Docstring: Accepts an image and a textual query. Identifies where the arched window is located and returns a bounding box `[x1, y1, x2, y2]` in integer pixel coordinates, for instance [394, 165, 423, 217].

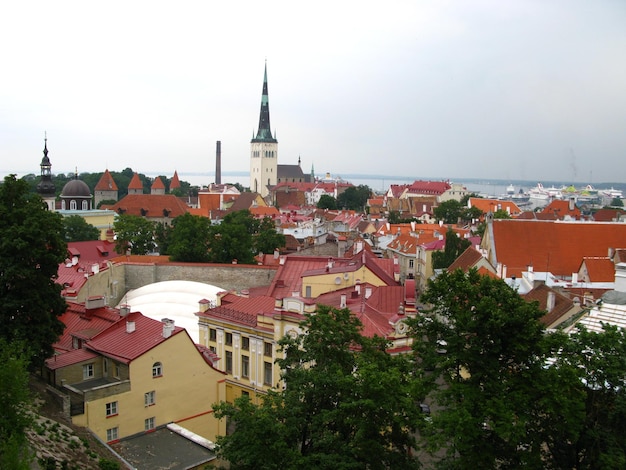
[152, 362, 162, 377]
[61, 200, 66, 210]
[82, 200, 89, 210]
[70, 200, 77, 210]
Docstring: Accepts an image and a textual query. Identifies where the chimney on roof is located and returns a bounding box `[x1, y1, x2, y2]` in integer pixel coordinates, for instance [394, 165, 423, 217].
[340, 294, 347, 308]
[609, 247, 615, 259]
[547, 291, 555, 312]
[569, 197, 575, 211]
[198, 298, 212, 313]
[365, 287, 372, 299]
[215, 141, 221, 185]
[162, 318, 175, 338]
[126, 320, 135, 333]
[572, 272, 578, 284]
[86, 295, 105, 310]
[119, 304, 130, 317]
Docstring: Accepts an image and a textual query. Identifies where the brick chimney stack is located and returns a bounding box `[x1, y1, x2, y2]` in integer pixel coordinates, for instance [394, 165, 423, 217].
[215, 141, 221, 185]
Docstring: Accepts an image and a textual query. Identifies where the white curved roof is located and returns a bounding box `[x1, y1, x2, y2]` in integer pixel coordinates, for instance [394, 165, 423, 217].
[116, 280, 222, 343]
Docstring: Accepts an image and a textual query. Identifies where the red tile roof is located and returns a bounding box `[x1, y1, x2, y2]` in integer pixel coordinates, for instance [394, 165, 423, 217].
[541, 199, 582, 220]
[53, 302, 125, 353]
[522, 284, 575, 327]
[86, 311, 185, 364]
[593, 209, 626, 222]
[45, 348, 100, 370]
[486, 220, 626, 278]
[448, 246, 485, 273]
[94, 169, 119, 191]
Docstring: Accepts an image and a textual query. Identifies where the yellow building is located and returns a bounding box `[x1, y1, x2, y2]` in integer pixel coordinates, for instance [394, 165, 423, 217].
[196, 294, 306, 403]
[45, 308, 226, 443]
[57, 208, 117, 240]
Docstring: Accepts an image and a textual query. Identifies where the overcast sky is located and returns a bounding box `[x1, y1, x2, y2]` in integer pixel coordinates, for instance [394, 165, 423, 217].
[1, 1, 625, 185]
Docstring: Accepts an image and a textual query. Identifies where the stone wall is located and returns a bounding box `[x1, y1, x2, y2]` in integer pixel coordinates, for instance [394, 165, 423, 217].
[82, 261, 278, 307]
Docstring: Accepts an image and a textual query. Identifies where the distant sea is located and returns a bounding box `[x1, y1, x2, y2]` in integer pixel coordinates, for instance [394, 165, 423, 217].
[148, 171, 626, 200]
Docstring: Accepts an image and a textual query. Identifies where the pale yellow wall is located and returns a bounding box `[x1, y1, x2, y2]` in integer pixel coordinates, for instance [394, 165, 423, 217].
[59, 210, 117, 240]
[197, 312, 303, 402]
[80, 331, 225, 442]
[302, 265, 387, 298]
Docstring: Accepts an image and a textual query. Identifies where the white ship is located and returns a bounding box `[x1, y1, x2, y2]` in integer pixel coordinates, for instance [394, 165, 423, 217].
[528, 183, 561, 201]
[600, 187, 623, 199]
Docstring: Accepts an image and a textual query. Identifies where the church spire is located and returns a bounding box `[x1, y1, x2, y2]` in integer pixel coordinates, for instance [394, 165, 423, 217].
[252, 61, 277, 143]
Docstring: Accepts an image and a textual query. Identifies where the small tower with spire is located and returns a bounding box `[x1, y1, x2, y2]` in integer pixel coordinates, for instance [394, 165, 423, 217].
[249, 61, 278, 198]
[36, 134, 56, 211]
[94, 169, 119, 206]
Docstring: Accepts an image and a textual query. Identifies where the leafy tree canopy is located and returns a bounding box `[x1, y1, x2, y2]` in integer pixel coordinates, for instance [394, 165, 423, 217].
[431, 227, 471, 269]
[207, 211, 285, 264]
[112, 214, 156, 255]
[433, 199, 463, 224]
[63, 215, 100, 242]
[0, 339, 33, 469]
[336, 185, 371, 211]
[316, 194, 337, 210]
[214, 305, 420, 469]
[0, 175, 67, 366]
[167, 213, 212, 262]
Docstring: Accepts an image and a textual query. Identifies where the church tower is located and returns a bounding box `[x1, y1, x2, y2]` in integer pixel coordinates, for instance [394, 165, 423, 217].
[249, 62, 278, 198]
[36, 135, 56, 211]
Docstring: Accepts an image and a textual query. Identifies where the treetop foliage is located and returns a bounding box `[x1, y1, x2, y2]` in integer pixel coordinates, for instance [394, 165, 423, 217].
[0, 175, 67, 367]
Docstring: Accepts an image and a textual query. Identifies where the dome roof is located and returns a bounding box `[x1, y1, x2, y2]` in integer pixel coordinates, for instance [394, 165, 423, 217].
[61, 179, 91, 198]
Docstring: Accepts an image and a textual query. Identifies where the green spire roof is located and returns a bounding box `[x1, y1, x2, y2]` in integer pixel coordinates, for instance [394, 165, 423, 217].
[252, 62, 277, 143]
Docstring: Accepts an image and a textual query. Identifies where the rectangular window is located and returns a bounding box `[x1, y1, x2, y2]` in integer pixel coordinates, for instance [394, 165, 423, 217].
[103, 359, 108, 375]
[264, 342, 272, 357]
[242, 355, 249, 378]
[209, 346, 216, 353]
[105, 401, 118, 417]
[409, 259, 414, 269]
[209, 328, 217, 342]
[264, 361, 272, 386]
[242, 390, 249, 397]
[114, 364, 120, 378]
[242, 337, 250, 350]
[106, 427, 118, 442]
[225, 351, 233, 374]
[145, 391, 156, 406]
[83, 363, 94, 380]
[145, 417, 155, 431]
[225, 332, 233, 346]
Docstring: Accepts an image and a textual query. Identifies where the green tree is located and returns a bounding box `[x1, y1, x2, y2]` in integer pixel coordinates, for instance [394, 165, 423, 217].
[208, 211, 285, 264]
[0, 175, 67, 366]
[492, 208, 512, 219]
[0, 339, 33, 469]
[433, 199, 463, 224]
[317, 194, 337, 210]
[409, 268, 550, 468]
[254, 216, 286, 256]
[63, 215, 100, 241]
[431, 227, 470, 269]
[112, 214, 156, 255]
[610, 197, 624, 207]
[336, 185, 371, 211]
[214, 305, 420, 469]
[546, 325, 626, 468]
[96, 199, 117, 209]
[167, 213, 212, 262]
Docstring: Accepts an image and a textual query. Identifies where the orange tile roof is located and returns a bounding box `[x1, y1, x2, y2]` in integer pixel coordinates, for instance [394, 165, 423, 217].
[522, 284, 575, 327]
[448, 246, 485, 273]
[111, 194, 189, 218]
[487, 220, 626, 278]
[151, 176, 166, 190]
[170, 171, 181, 190]
[541, 199, 582, 219]
[94, 169, 119, 191]
[581, 257, 615, 282]
[128, 173, 143, 190]
[468, 197, 521, 216]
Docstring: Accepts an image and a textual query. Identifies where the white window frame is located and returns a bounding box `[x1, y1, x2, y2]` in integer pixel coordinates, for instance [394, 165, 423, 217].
[106, 427, 118, 442]
[145, 390, 156, 407]
[145, 417, 155, 431]
[152, 362, 162, 378]
[83, 363, 94, 380]
[105, 401, 118, 417]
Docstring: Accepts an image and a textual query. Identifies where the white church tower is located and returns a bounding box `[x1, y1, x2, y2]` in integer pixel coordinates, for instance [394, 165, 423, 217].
[249, 62, 278, 198]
